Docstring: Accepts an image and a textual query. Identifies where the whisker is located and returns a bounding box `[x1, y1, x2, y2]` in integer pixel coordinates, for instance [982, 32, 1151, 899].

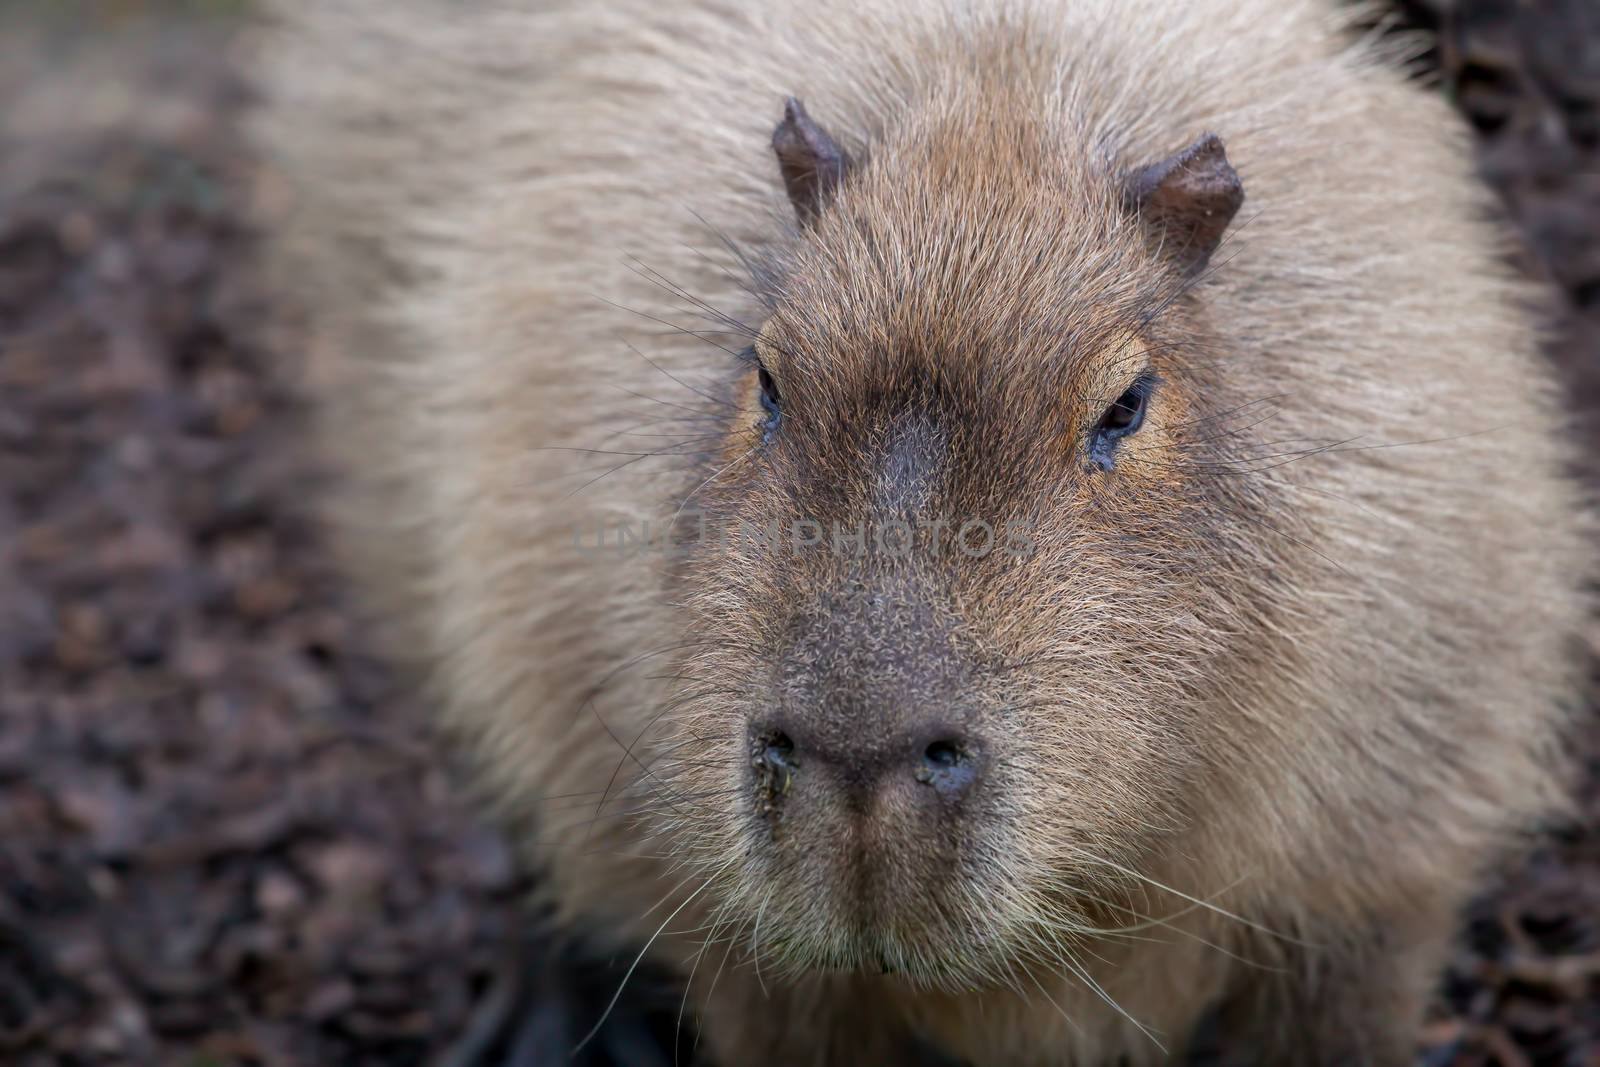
[572, 870, 723, 1056]
[1062, 848, 1307, 946]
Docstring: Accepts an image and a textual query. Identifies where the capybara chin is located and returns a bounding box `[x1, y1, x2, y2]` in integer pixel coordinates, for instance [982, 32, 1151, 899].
[255, 0, 1591, 1062]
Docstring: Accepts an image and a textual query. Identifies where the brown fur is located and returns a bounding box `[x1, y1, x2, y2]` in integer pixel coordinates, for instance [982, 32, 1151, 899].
[252, 0, 1591, 1063]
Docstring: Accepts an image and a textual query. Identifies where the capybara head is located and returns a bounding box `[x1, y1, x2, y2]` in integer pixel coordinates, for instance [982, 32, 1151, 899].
[658, 92, 1291, 990]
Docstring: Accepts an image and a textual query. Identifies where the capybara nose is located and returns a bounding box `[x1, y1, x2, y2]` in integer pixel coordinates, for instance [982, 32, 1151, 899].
[915, 735, 980, 799]
[752, 718, 982, 808]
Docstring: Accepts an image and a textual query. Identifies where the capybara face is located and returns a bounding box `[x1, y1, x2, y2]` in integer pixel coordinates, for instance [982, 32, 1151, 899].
[657, 101, 1288, 988]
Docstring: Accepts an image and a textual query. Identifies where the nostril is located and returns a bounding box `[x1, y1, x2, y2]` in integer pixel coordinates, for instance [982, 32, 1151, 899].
[916, 736, 978, 796]
[923, 739, 963, 769]
[754, 729, 798, 803]
[766, 731, 796, 765]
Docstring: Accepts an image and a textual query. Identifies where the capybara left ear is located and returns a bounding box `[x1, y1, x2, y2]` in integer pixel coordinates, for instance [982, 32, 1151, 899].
[1126, 132, 1244, 275]
[772, 96, 852, 224]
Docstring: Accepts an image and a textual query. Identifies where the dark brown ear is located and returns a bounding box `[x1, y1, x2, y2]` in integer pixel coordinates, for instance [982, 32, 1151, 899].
[772, 97, 851, 223]
[1127, 133, 1244, 275]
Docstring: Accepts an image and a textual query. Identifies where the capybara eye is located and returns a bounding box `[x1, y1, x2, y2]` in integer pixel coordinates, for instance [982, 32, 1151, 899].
[1099, 379, 1150, 436]
[757, 363, 781, 436]
[1089, 376, 1153, 470]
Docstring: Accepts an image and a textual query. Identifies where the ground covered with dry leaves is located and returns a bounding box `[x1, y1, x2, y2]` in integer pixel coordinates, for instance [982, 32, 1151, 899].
[0, 3, 1596, 1066]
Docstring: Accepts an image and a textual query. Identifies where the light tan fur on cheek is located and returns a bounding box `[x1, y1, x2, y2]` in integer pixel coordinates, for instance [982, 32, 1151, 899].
[1114, 380, 1187, 490]
[726, 368, 766, 458]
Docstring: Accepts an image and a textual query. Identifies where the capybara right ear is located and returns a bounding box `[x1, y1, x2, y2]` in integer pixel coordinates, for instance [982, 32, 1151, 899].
[1126, 132, 1244, 275]
[772, 97, 853, 224]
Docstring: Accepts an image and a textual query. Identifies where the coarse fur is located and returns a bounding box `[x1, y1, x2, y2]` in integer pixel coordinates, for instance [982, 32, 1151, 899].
[252, 0, 1592, 1063]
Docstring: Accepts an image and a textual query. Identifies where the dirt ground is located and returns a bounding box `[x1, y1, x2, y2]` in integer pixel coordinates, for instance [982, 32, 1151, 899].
[0, 3, 1596, 1066]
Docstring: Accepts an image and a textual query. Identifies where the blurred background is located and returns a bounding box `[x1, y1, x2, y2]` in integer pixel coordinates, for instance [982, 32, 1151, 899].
[0, 2, 1596, 1065]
